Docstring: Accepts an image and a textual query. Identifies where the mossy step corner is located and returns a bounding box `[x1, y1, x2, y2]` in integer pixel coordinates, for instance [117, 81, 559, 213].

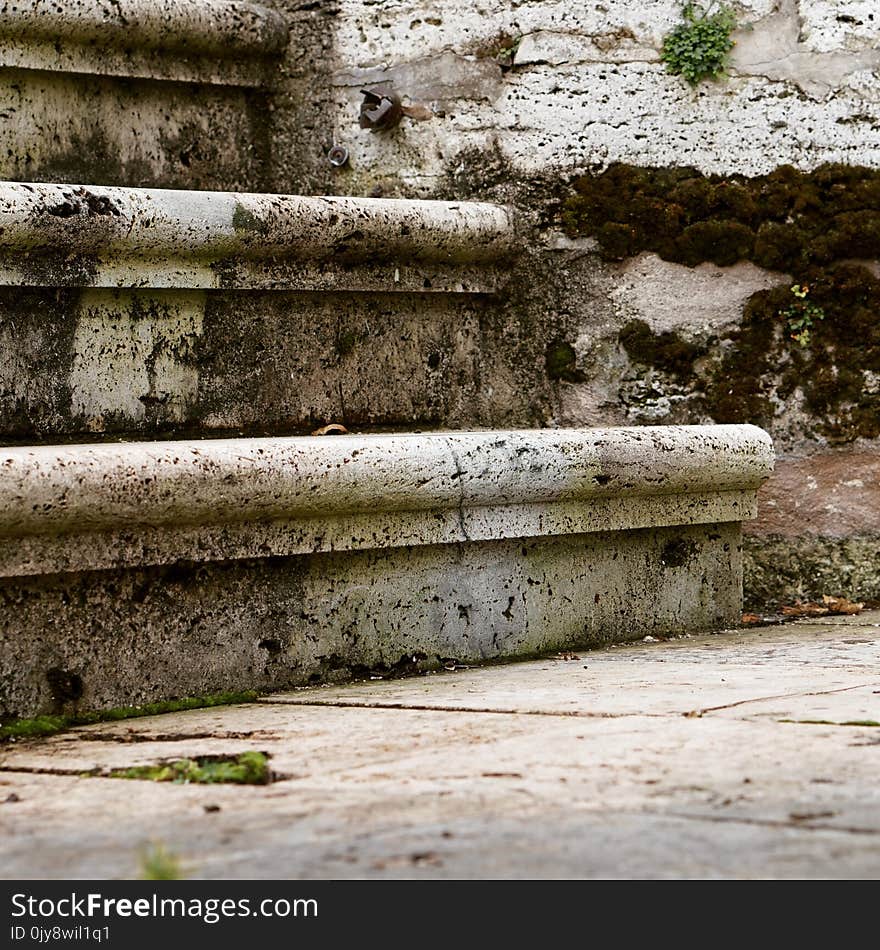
[0, 425, 774, 719]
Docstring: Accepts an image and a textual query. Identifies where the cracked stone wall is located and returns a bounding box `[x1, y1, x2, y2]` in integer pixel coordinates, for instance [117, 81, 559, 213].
[303, 0, 880, 194]
[280, 0, 880, 608]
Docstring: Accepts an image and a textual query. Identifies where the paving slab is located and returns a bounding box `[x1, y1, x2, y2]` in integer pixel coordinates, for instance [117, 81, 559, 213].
[1, 613, 879, 879]
[260, 620, 880, 718]
[792, 613, 880, 627]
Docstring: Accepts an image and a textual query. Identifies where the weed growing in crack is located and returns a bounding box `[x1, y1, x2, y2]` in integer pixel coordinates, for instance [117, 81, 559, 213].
[109, 751, 272, 785]
[780, 284, 826, 347]
[140, 843, 184, 880]
[661, 2, 737, 85]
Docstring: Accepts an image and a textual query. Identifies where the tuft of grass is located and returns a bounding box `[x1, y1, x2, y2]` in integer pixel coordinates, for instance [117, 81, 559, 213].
[0, 715, 69, 740]
[110, 751, 272, 786]
[0, 691, 260, 743]
[140, 843, 184, 880]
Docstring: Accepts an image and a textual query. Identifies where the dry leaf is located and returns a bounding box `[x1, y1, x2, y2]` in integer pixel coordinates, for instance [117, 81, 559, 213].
[781, 602, 829, 617]
[781, 595, 864, 617]
[821, 595, 864, 615]
[553, 651, 580, 661]
[741, 613, 762, 624]
[311, 423, 349, 436]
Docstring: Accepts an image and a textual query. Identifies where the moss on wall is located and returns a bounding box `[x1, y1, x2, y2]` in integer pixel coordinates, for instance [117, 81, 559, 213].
[619, 319, 706, 381]
[710, 265, 880, 439]
[562, 162, 880, 270]
[563, 163, 880, 442]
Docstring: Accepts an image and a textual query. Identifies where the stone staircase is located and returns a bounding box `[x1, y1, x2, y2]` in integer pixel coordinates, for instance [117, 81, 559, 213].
[0, 1, 774, 719]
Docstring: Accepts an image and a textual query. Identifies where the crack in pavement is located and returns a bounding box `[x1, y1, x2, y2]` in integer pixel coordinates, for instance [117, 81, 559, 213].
[688, 682, 879, 718]
[4, 679, 872, 767]
[654, 809, 880, 837]
[261, 680, 879, 721]
[0, 765, 102, 778]
[257, 699, 659, 718]
[55, 731, 263, 744]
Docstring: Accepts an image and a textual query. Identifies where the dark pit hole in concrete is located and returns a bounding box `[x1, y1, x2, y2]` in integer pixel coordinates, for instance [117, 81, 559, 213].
[46, 668, 84, 704]
[162, 561, 199, 585]
[46, 202, 79, 218]
[344, 652, 435, 681]
[661, 538, 699, 568]
[545, 341, 586, 383]
[258, 638, 284, 655]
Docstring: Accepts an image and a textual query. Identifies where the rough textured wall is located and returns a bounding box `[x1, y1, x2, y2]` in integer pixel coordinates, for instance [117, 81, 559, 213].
[269, 0, 880, 607]
[308, 0, 880, 193]
[0, 69, 271, 190]
[0, 0, 285, 190]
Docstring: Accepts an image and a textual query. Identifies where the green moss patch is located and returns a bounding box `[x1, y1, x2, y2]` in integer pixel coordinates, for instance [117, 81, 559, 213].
[0, 691, 259, 743]
[232, 202, 270, 236]
[545, 341, 586, 382]
[619, 319, 706, 381]
[706, 264, 880, 439]
[109, 751, 271, 785]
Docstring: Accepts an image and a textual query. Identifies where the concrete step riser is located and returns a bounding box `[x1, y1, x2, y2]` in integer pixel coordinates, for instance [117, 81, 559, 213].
[0, 1, 286, 190]
[0, 426, 773, 718]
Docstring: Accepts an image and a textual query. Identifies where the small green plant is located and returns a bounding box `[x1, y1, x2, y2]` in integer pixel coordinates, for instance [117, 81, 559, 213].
[780, 284, 825, 347]
[494, 34, 522, 69]
[476, 30, 522, 70]
[109, 751, 271, 785]
[140, 843, 184, 881]
[661, 2, 737, 85]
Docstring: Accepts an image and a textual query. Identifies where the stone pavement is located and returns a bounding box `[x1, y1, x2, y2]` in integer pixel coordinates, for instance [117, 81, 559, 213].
[1, 612, 879, 880]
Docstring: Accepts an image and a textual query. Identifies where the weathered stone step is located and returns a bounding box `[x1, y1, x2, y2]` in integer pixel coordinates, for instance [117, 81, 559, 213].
[0, 0, 288, 189]
[0, 0, 288, 85]
[0, 424, 774, 718]
[0, 181, 515, 442]
[0, 425, 771, 576]
[0, 181, 515, 289]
